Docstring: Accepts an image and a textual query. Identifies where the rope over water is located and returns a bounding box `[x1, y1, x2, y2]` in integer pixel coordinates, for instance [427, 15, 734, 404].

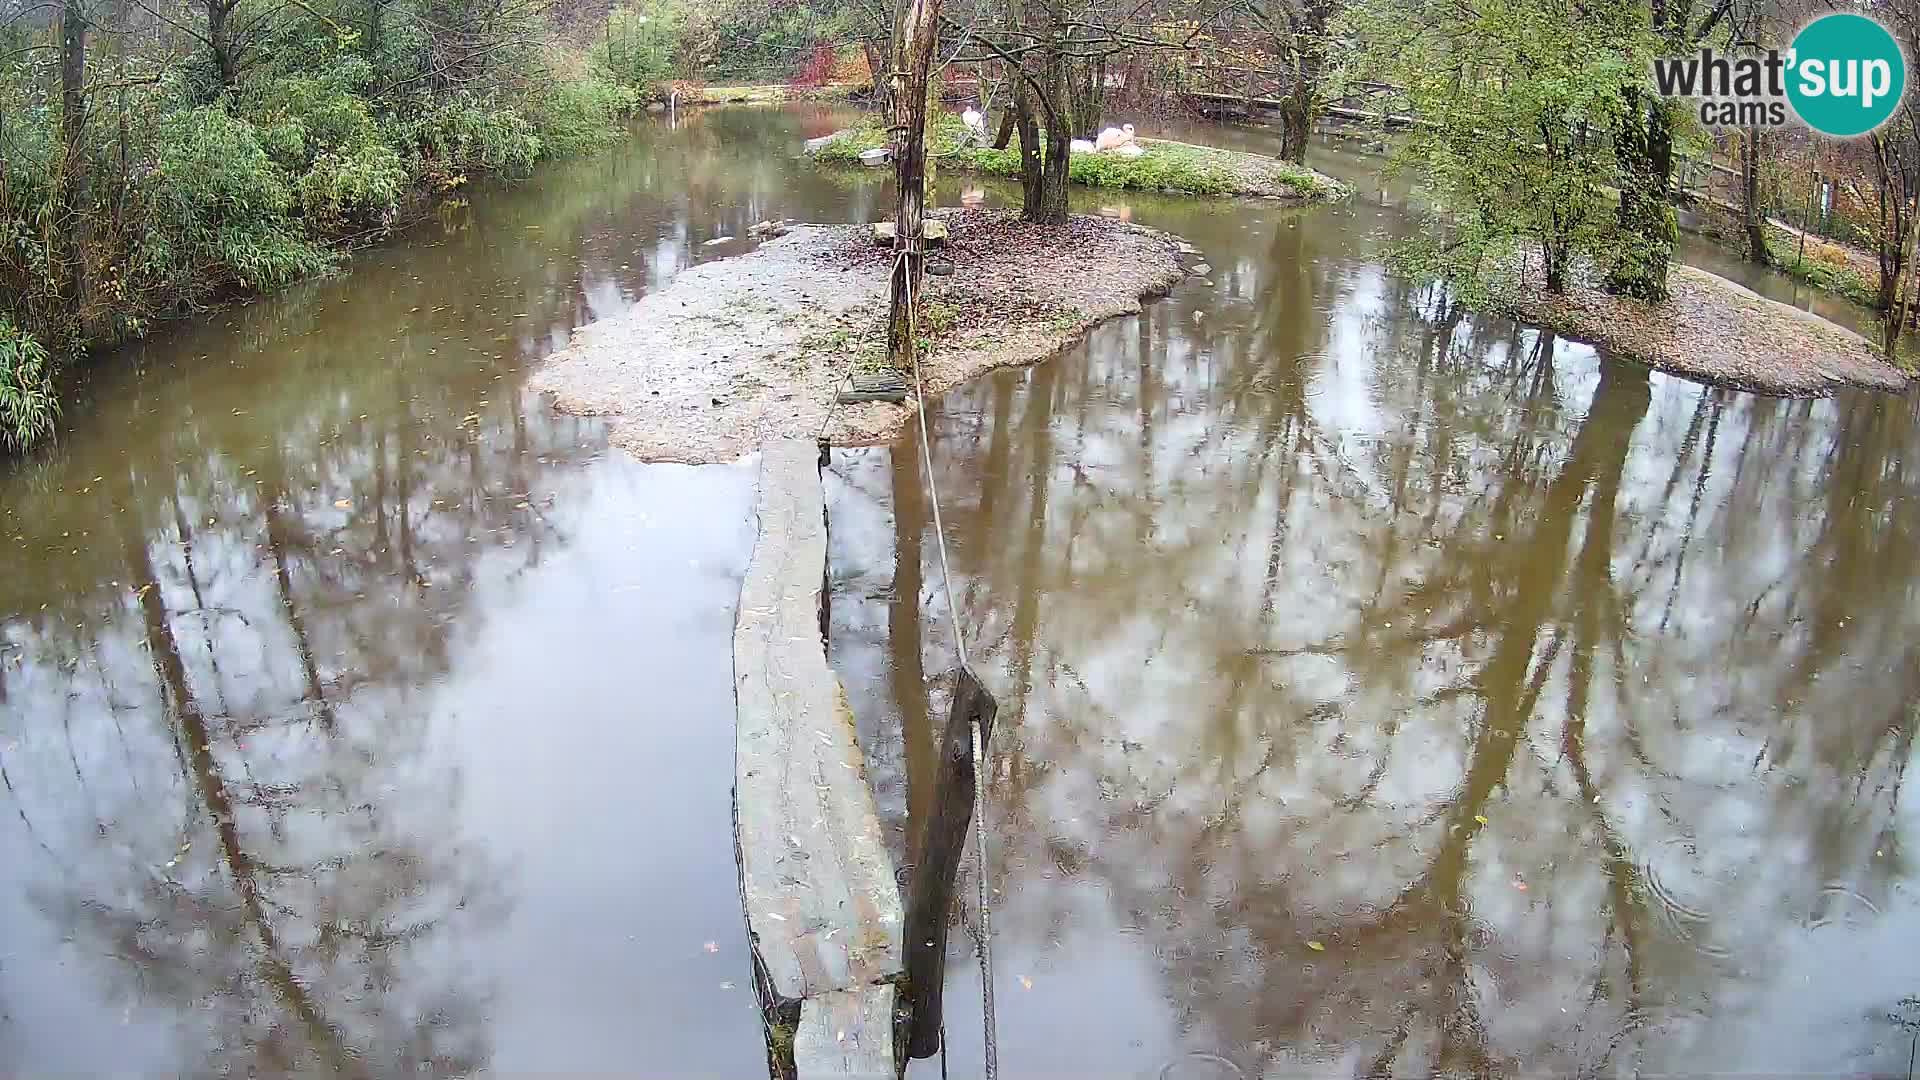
[817, 248, 1001, 1079]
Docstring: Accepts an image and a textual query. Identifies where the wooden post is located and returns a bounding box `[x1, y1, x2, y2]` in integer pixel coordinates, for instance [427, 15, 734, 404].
[902, 666, 998, 1059]
[885, 0, 944, 370]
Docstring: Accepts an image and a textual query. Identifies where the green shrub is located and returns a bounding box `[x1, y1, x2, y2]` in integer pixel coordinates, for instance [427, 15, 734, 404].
[140, 106, 333, 296]
[678, 0, 853, 80]
[532, 74, 641, 156]
[0, 316, 58, 453]
[1768, 229, 1881, 308]
[403, 96, 543, 183]
[1062, 146, 1236, 195]
[596, 1, 684, 92]
[249, 63, 412, 231]
[295, 140, 410, 230]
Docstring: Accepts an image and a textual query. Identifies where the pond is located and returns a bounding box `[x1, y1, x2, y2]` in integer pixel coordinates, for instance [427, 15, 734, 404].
[2, 103, 1915, 1076]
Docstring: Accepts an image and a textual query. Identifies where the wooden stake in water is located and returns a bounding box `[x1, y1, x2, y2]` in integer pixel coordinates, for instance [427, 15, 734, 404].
[903, 666, 998, 1060]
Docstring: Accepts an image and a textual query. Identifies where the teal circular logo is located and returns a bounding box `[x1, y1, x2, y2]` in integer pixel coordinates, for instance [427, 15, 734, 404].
[1787, 13, 1906, 137]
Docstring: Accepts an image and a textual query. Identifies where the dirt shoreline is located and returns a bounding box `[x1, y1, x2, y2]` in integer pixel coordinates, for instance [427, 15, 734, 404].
[528, 210, 1187, 463]
[1511, 264, 1911, 397]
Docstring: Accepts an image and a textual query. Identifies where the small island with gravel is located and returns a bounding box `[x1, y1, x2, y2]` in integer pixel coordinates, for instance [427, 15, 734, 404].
[528, 209, 1191, 462]
[809, 115, 1349, 202]
[1505, 264, 1911, 397]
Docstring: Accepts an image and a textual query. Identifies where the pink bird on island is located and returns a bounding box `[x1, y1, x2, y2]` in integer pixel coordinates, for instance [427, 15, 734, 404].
[1094, 123, 1136, 152]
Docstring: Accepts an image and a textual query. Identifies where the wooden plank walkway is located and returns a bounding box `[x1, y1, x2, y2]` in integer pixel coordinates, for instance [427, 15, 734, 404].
[734, 439, 904, 1079]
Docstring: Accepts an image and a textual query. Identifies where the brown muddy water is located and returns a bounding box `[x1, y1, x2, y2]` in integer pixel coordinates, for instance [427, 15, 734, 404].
[1, 104, 1915, 1076]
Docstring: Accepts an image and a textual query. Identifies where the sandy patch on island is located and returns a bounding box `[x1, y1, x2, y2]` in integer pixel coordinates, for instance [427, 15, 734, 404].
[528, 210, 1188, 463]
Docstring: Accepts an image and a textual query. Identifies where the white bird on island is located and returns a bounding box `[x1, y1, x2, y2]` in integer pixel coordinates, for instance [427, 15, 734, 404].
[1070, 138, 1097, 154]
[961, 106, 989, 143]
[1094, 123, 1137, 152]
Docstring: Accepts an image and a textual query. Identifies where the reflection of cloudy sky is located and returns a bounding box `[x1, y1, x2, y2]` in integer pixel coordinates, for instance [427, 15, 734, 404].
[879, 194, 1920, 1076]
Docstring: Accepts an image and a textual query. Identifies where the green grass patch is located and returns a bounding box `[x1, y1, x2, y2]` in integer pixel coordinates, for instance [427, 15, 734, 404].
[1766, 226, 1881, 308]
[810, 113, 1341, 199]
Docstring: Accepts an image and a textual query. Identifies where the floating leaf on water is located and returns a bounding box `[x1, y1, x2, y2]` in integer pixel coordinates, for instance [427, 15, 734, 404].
[704, 941, 719, 954]
[1474, 815, 1489, 825]
[1019, 976, 1033, 990]
[720, 981, 735, 990]
[1514, 881, 1529, 891]
[1306, 940, 1325, 952]
[334, 500, 352, 509]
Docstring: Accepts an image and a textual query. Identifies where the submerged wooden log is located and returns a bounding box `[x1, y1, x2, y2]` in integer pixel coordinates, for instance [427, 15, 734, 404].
[902, 666, 999, 1059]
[734, 439, 905, 1079]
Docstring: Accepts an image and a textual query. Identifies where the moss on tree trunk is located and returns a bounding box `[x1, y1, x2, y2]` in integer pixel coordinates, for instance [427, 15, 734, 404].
[1606, 89, 1677, 302]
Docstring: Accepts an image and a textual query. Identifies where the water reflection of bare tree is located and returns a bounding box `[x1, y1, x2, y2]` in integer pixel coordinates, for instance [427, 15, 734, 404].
[0, 389, 595, 1074]
[860, 254, 1920, 1073]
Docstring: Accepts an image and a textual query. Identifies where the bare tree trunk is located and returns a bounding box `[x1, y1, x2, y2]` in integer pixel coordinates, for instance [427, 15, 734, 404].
[1013, 75, 1044, 213]
[207, 0, 236, 92]
[1741, 126, 1770, 264]
[863, 38, 891, 112]
[367, 0, 384, 57]
[1885, 199, 1919, 356]
[1068, 56, 1102, 137]
[1872, 132, 1909, 314]
[1031, 39, 1071, 225]
[56, 0, 87, 326]
[884, 0, 944, 370]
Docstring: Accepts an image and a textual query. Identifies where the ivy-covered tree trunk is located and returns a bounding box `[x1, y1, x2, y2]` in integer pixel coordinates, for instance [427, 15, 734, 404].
[1606, 88, 1676, 301]
[1274, 0, 1332, 165]
[1277, 70, 1311, 162]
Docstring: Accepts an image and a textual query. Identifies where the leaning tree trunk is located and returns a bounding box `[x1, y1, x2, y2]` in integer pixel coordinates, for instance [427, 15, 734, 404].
[992, 106, 1016, 149]
[1742, 126, 1770, 265]
[884, 0, 943, 370]
[1607, 89, 1677, 301]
